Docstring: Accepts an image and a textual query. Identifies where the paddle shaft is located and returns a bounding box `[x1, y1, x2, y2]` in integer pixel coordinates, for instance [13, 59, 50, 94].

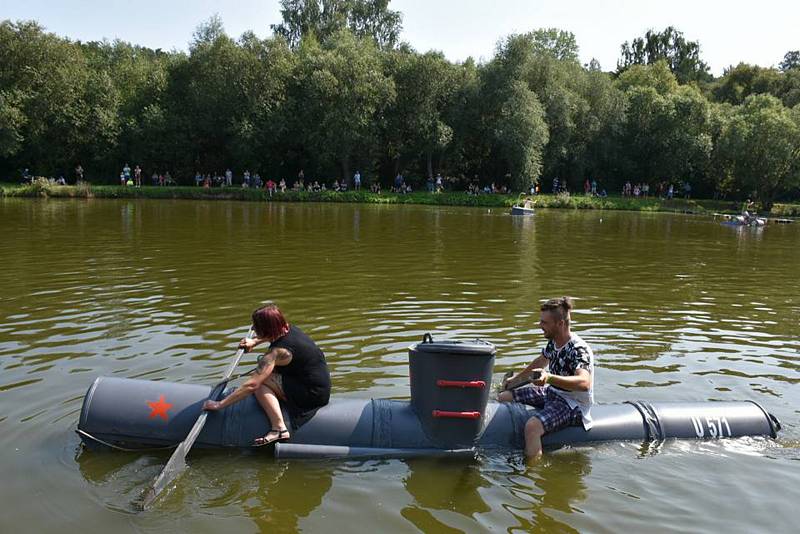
[139, 326, 256, 510]
[503, 370, 542, 391]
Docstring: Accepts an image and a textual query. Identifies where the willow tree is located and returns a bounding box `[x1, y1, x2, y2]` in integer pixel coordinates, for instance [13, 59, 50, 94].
[272, 0, 402, 49]
[386, 50, 459, 178]
[618, 26, 711, 84]
[292, 30, 395, 181]
[716, 94, 800, 209]
[494, 80, 549, 191]
[0, 20, 116, 177]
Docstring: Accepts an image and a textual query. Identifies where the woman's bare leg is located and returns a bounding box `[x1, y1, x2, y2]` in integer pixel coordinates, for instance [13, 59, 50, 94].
[254, 379, 290, 444]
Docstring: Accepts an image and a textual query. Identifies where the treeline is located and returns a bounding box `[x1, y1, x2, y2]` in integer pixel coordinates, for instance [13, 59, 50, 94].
[1, 1, 800, 207]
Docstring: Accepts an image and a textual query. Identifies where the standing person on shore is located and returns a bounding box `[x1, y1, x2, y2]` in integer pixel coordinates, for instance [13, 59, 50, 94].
[122, 163, 131, 184]
[74, 164, 84, 184]
[225, 168, 233, 187]
[202, 304, 331, 446]
[353, 171, 361, 191]
[498, 297, 594, 462]
[134, 165, 142, 187]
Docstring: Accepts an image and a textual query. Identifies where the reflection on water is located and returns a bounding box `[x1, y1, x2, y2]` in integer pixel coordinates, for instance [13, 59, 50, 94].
[1, 199, 798, 532]
[243, 460, 334, 532]
[401, 450, 592, 533]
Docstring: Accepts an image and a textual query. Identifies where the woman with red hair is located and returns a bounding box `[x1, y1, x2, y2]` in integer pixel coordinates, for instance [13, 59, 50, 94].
[203, 304, 331, 446]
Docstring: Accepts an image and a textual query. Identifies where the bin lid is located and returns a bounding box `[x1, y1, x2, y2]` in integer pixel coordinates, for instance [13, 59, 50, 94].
[410, 335, 496, 356]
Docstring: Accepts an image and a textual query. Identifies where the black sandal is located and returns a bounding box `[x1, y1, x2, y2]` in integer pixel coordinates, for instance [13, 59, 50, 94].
[254, 428, 290, 447]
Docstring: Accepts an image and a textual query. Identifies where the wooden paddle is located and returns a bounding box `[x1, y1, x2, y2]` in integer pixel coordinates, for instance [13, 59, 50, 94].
[138, 326, 256, 510]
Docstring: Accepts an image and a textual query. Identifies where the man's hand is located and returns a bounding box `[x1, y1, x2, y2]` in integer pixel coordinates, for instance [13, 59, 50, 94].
[203, 400, 222, 411]
[531, 369, 548, 387]
[501, 371, 514, 391]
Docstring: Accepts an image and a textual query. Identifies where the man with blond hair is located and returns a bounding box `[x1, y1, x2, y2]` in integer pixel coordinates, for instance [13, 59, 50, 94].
[499, 297, 595, 461]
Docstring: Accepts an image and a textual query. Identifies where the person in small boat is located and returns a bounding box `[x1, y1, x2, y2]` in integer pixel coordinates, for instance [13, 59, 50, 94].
[203, 304, 331, 446]
[498, 297, 594, 461]
[741, 199, 756, 224]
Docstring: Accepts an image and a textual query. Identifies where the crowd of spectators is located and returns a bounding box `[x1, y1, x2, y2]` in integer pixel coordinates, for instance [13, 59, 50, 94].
[621, 180, 692, 200]
[13, 163, 693, 202]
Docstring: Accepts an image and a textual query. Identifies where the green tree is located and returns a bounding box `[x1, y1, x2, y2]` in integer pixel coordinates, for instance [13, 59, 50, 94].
[272, 0, 402, 49]
[618, 26, 711, 84]
[0, 90, 27, 158]
[291, 30, 395, 180]
[710, 63, 782, 105]
[384, 50, 459, 179]
[165, 17, 286, 176]
[81, 40, 174, 174]
[716, 94, 800, 209]
[0, 20, 117, 177]
[528, 28, 579, 62]
[616, 59, 679, 95]
[494, 80, 549, 191]
[780, 50, 800, 72]
[616, 64, 713, 187]
[778, 69, 800, 108]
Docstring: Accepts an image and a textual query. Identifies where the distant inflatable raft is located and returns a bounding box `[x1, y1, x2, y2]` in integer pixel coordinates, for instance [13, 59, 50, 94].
[77, 337, 781, 458]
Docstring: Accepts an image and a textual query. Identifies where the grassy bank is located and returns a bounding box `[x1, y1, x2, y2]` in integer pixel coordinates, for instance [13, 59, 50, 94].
[2, 179, 798, 217]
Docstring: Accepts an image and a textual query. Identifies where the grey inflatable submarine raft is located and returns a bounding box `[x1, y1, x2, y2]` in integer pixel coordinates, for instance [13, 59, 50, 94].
[77, 336, 781, 459]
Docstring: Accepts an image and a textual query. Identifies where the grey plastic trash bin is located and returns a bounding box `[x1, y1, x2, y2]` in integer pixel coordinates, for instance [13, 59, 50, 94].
[408, 334, 496, 447]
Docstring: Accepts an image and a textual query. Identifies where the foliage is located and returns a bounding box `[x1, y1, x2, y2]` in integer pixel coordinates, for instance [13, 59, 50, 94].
[618, 26, 711, 84]
[494, 80, 548, 190]
[528, 28, 580, 62]
[292, 30, 395, 180]
[0, 15, 799, 205]
[780, 51, 800, 72]
[271, 0, 402, 49]
[715, 94, 800, 209]
[616, 79, 713, 185]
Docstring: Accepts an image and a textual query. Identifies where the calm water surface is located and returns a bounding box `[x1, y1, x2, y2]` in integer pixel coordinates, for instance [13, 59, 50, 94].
[0, 198, 798, 533]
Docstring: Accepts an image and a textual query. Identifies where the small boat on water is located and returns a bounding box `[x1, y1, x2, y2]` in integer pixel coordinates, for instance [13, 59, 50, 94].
[720, 214, 766, 227]
[510, 204, 535, 216]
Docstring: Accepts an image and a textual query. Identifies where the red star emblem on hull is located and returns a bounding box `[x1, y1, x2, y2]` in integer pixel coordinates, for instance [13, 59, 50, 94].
[147, 394, 173, 421]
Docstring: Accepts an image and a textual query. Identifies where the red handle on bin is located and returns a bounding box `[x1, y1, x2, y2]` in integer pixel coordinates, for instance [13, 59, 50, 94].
[436, 380, 486, 389]
[432, 410, 481, 419]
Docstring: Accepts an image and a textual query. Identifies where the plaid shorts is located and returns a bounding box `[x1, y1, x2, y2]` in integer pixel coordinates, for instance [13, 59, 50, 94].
[512, 385, 583, 434]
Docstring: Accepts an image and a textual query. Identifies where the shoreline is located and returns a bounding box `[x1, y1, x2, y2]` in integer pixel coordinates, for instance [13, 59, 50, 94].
[2, 181, 798, 218]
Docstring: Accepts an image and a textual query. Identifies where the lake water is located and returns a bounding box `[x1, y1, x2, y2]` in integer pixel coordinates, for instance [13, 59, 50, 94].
[0, 198, 797, 533]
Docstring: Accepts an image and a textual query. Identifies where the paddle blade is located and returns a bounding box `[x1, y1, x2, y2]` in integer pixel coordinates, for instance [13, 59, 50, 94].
[136, 326, 253, 510]
[138, 440, 189, 510]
